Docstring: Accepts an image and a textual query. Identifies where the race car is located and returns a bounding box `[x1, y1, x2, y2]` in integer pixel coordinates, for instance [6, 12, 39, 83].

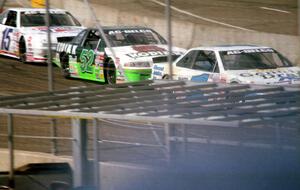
[0, 8, 84, 63]
[54, 26, 186, 84]
[152, 45, 300, 85]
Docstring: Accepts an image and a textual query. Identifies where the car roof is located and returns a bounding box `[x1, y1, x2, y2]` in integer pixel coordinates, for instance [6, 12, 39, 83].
[191, 45, 272, 51]
[6, 8, 67, 13]
[89, 26, 153, 31]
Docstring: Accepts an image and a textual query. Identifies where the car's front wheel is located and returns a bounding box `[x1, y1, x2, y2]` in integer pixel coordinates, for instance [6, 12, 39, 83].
[105, 59, 116, 84]
[162, 74, 170, 80]
[19, 38, 26, 63]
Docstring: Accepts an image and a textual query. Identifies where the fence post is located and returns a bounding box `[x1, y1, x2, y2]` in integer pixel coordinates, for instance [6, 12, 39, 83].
[93, 119, 100, 189]
[164, 124, 177, 165]
[50, 118, 58, 155]
[7, 113, 15, 188]
[72, 118, 88, 188]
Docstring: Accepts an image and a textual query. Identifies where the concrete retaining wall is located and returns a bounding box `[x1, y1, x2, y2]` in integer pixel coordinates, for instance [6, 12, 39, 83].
[48, 0, 300, 64]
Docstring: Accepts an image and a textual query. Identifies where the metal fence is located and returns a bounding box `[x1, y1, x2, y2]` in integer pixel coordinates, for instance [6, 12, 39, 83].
[0, 80, 300, 189]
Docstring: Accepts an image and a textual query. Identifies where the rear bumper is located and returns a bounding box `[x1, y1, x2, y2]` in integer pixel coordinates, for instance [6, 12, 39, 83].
[26, 46, 56, 63]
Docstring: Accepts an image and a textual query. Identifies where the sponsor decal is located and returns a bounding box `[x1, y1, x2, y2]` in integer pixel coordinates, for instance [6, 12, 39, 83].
[56, 43, 78, 55]
[153, 65, 164, 71]
[191, 74, 210, 82]
[80, 49, 95, 73]
[132, 45, 166, 52]
[32, 27, 76, 33]
[108, 29, 152, 35]
[127, 45, 168, 58]
[178, 76, 188, 80]
[239, 69, 300, 81]
[1, 28, 13, 51]
[152, 71, 163, 77]
[127, 51, 169, 58]
[24, 10, 66, 15]
[226, 48, 274, 55]
[152, 65, 164, 78]
[124, 45, 184, 59]
[27, 36, 33, 48]
[240, 73, 253, 77]
[95, 52, 105, 66]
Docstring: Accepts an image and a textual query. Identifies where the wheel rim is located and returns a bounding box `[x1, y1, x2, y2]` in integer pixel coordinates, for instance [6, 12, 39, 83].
[107, 68, 116, 83]
[107, 61, 116, 84]
[61, 55, 70, 77]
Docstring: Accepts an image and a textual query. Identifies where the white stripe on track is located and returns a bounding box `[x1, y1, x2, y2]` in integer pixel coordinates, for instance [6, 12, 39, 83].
[149, 0, 254, 31]
[260, 7, 291, 14]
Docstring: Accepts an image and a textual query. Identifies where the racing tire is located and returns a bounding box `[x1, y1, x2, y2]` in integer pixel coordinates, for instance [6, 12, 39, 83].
[162, 74, 170, 80]
[60, 53, 70, 78]
[105, 59, 116, 84]
[19, 38, 27, 63]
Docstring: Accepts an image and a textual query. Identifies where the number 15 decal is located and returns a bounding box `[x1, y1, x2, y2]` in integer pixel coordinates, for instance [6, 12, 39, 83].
[1, 28, 13, 50]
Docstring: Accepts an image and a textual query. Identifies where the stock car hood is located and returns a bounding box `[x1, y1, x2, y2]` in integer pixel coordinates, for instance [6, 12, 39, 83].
[105, 44, 186, 64]
[226, 66, 300, 85]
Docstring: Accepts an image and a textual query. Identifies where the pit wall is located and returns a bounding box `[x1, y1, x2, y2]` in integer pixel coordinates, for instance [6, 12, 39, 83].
[45, 0, 300, 64]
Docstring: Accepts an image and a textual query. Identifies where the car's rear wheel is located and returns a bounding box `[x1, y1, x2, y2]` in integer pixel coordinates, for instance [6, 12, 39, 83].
[105, 59, 116, 84]
[162, 74, 170, 80]
[60, 53, 70, 78]
[19, 38, 26, 63]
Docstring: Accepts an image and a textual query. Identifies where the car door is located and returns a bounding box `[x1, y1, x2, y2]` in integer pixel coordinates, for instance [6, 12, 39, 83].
[75, 29, 102, 81]
[173, 50, 199, 80]
[189, 50, 220, 82]
[0, 10, 18, 57]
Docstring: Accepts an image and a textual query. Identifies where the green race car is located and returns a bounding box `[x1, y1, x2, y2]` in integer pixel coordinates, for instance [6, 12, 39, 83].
[54, 26, 186, 84]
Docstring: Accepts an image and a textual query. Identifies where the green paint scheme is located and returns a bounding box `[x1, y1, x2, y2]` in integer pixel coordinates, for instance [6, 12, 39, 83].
[69, 61, 106, 82]
[55, 48, 152, 83]
[124, 69, 152, 82]
[79, 49, 95, 74]
[53, 58, 61, 67]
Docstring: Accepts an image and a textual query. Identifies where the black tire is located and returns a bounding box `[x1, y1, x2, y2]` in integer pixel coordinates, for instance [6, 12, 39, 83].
[105, 59, 116, 84]
[162, 74, 170, 80]
[60, 53, 70, 78]
[19, 38, 26, 63]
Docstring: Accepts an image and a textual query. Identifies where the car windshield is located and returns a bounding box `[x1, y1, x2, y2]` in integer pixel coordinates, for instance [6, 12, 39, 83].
[219, 48, 293, 70]
[104, 29, 167, 47]
[21, 12, 81, 27]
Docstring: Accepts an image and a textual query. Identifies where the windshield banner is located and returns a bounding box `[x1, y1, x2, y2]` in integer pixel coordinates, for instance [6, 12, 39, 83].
[226, 48, 274, 55]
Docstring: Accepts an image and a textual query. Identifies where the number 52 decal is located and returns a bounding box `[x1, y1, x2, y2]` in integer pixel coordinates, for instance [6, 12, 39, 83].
[1, 28, 13, 50]
[80, 49, 95, 73]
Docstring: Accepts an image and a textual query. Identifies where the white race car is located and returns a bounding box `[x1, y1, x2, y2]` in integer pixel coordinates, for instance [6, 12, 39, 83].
[152, 45, 300, 85]
[0, 8, 84, 63]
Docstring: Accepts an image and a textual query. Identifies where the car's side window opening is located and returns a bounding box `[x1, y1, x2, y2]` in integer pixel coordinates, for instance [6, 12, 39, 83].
[192, 51, 219, 73]
[5, 11, 17, 27]
[176, 50, 197, 69]
[72, 30, 87, 45]
[83, 30, 101, 49]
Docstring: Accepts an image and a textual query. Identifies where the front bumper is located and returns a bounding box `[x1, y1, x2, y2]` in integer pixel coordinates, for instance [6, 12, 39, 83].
[123, 68, 152, 82]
